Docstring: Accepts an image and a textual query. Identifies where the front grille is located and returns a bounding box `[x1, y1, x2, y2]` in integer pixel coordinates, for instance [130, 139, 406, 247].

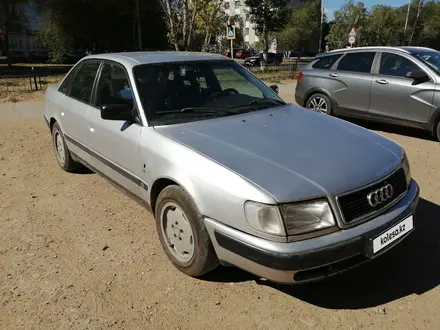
[337, 167, 407, 224]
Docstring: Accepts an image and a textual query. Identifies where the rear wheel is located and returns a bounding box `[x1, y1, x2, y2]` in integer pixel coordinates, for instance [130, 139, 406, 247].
[305, 93, 332, 115]
[51, 122, 83, 172]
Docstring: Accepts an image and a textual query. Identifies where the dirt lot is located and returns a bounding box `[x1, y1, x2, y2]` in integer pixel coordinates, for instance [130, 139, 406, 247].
[1, 91, 440, 330]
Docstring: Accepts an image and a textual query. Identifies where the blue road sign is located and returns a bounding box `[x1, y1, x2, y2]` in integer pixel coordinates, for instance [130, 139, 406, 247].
[226, 25, 236, 40]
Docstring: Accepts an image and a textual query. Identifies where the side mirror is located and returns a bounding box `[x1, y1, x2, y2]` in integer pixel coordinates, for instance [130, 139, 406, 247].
[100, 104, 133, 121]
[406, 69, 429, 82]
[269, 84, 279, 94]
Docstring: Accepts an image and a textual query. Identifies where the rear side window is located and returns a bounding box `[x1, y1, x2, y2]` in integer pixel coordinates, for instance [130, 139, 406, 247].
[312, 54, 342, 69]
[58, 65, 81, 94]
[69, 61, 101, 103]
[337, 52, 376, 74]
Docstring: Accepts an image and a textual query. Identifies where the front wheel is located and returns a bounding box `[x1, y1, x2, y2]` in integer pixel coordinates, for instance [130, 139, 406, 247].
[51, 122, 83, 172]
[155, 185, 219, 277]
[305, 93, 332, 115]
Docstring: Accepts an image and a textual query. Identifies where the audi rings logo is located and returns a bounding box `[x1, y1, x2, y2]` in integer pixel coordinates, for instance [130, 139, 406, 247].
[367, 184, 394, 207]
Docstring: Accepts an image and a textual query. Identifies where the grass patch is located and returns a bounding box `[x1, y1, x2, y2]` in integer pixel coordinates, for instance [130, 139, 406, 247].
[0, 75, 62, 94]
[253, 69, 298, 81]
[0, 63, 72, 67]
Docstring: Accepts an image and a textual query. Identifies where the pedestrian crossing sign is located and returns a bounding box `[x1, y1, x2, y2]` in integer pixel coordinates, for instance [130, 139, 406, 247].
[226, 25, 236, 40]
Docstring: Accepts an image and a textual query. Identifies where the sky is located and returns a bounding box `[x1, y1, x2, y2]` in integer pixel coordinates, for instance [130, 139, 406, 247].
[324, 0, 410, 21]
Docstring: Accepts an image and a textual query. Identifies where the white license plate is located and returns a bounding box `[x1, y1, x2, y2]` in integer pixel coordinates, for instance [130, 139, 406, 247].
[372, 215, 414, 254]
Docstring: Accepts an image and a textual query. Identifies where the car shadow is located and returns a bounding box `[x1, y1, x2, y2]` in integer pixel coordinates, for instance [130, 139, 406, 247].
[73, 166, 94, 175]
[203, 198, 440, 308]
[200, 264, 257, 283]
[261, 197, 440, 309]
[342, 117, 436, 142]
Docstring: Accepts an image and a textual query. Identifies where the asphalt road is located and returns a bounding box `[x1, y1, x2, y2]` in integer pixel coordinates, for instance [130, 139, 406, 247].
[1, 91, 440, 329]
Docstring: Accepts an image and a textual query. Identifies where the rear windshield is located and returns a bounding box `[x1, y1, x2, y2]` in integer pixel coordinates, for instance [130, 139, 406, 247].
[312, 54, 342, 69]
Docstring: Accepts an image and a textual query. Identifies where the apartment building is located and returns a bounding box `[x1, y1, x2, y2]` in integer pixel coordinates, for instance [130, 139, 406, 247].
[7, 2, 45, 53]
[222, 0, 312, 50]
[223, 0, 260, 47]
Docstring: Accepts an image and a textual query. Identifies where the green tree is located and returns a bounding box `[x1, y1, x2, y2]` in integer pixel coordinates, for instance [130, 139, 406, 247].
[160, 0, 215, 50]
[418, 0, 440, 49]
[325, 0, 368, 49]
[363, 5, 402, 46]
[277, 0, 322, 56]
[38, 0, 168, 61]
[38, 10, 69, 63]
[245, 0, 289, 66]
[196, 0, 227, 52]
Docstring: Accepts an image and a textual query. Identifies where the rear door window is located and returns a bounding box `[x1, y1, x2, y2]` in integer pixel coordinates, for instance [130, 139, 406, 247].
[69, 60, 101, 103]
[312, 54, 342, 70]
[337, 52, 376, 74]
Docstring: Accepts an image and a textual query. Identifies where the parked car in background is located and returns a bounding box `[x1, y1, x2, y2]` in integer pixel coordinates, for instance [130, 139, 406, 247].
[244, 52, 283, 66]
[44, 51, 418, 284]
[65, 49, 89, 64]
[28, 49, 49, 63]
[222, 48, 252, 59]
[295, 46, 440, 141]
[8, 50, 28, 63]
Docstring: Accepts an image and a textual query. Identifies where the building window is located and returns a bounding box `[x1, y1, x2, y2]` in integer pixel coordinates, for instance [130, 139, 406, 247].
[225, 2, 229, 9]
[245, 28, 250, 36]
[235, 1, 240, 7]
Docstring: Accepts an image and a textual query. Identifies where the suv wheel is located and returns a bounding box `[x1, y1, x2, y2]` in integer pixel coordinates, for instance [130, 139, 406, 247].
[306, 93, 332, 115]
[435, 120, 440, 142]
[155, 185, 219, 277]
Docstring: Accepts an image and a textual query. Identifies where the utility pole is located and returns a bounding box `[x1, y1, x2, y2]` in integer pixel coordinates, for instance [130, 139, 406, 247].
[318, 0, 324, 52]
[403, 0, 411, 41]
[135, 0, 142, 51]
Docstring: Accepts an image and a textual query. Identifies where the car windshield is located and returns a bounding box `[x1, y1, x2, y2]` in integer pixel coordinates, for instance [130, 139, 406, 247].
[412, 51, 440, 75]
[132, 60, 285, 126]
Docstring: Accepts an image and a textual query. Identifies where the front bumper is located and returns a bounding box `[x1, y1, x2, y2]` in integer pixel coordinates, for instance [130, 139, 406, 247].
[205, 179, 419, 284]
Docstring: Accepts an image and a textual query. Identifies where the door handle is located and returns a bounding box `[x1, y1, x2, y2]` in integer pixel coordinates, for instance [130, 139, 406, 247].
[375, 79, 389, 85]
[329, 73, 339, 77]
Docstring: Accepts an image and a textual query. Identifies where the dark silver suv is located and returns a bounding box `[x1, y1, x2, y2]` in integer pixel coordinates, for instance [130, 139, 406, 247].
[295, 46, 440, 141]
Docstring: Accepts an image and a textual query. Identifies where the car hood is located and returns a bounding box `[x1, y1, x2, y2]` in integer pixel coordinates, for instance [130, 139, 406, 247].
[154, 104, 403, 203]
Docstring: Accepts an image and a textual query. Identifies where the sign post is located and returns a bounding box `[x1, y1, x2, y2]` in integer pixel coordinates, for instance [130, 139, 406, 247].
[226, 24, 236, 59]
[348, 27, 356, 48]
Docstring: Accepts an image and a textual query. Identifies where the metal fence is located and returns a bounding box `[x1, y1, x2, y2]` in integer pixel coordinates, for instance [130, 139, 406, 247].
[0, 59, 313, 95]
[0, 66, 71, 95]
[245, 60, 312, 80]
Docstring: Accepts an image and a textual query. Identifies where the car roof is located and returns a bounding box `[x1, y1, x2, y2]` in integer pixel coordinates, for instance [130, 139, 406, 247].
[82, 51, 230, 68]
[318, 46, 437, 57]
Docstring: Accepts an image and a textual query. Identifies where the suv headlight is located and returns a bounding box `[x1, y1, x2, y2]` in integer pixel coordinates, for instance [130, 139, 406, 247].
[401, 150, 411, 186]
[280, 199, 335, 236]
[244, 201, 286, 236]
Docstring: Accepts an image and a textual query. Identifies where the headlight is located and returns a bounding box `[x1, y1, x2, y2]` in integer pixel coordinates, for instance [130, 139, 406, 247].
[244, 201, 286, 236]
[401, 150, 411, 186]
[280, 199, 335, 236]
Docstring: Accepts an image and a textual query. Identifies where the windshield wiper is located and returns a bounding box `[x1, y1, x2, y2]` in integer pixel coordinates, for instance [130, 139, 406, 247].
[228, 98, 286, 110]
[156, 107, 239, 115]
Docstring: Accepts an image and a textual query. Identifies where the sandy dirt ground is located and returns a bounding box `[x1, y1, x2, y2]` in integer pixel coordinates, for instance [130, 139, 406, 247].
[1, 87, 440, 330]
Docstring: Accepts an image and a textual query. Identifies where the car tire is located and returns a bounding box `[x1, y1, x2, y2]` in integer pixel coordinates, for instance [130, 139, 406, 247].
[155, 185, 219, 277]
[435, 120, 440, 142]
[51, 122, 83, 172]
[305, 93, 332, 115]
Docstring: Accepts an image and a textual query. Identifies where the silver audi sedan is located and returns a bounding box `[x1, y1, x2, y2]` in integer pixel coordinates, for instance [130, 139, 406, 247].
[43, 51, 419, 284]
